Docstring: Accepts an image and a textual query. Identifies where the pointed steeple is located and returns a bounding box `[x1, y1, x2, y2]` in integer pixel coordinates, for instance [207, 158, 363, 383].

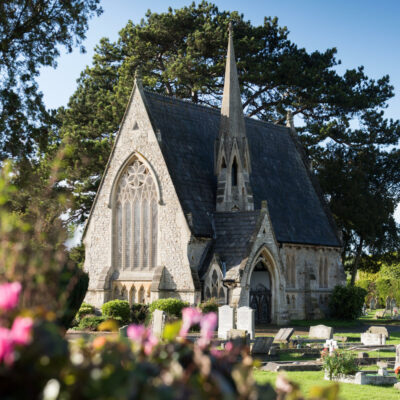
[215, 23, 253, 212]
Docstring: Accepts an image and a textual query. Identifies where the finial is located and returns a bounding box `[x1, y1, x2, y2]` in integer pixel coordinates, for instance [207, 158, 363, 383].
[286, 110, 294, 130]
[134, 66, 142, 82]
[261, 200, 268, 211]
[228, 21, 233, 35]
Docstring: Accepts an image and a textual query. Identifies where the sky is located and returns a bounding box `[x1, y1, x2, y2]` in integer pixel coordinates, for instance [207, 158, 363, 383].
[37, 0, 400, 224]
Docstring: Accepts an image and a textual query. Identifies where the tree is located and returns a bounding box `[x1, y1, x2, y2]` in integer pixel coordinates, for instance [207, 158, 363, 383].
[55, 2, 400, 273]
[0, 0, 102, 160]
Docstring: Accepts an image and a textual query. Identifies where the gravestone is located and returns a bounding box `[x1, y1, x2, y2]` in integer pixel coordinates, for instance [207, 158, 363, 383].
[237, 306, 255, 339]
[391, 299, 397, 309]
[369, 297, 376, 310]
[386, 296, 391, 310]
[119, 325, 129, 337]
[362, 303, 367, 316]
[251, 337, 274, 355]
[377, 361, 388, 376]
[273, 328, 294, 343]
[325, 339, 338, 354]
[361, 332, 386, 345]
[152, 309, 166, 337]
[218, 305, 234, 339]
[226, 329, 249, 345]
[395, 344, 400, 369]
[367, 326, 389, 339]
[375, 310, 386, 319]
[309, 325, 333, 339]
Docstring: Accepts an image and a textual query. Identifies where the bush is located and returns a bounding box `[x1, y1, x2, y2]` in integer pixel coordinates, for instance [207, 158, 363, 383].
[322, 349, 358, 379]
[76, 302, 95, 322]
[199, 298, 219, 314]
[329, 285, 367, 320]
[78, 315, 107, 331]
[101, 300, 130, 325]
[149, 298, 188, 318]
[131, 303, 149, 324]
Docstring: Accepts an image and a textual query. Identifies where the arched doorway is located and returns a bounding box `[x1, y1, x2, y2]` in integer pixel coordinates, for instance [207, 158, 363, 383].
[249, 259, 272, 324]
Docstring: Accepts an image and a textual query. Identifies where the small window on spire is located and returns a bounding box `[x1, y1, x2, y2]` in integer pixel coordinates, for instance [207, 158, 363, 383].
[232, 158, 238, 186]
[221, 157, 227, 169]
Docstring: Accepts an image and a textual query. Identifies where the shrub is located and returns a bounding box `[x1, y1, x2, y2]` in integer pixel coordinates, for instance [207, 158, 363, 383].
[322, 349, 358, 379]
[199, 298, 219, 314]
[149, 298, 188, 318]
[131, 303, 149, 324]
[76, 302, 95, 322]
[101, 300, 130, 325]
[329, 285, 367, 320]
[78, 315, 107, 331]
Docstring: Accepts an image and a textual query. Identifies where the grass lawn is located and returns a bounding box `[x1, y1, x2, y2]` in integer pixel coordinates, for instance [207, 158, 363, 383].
[290, 319, 358, 328]
[254, 370, 400, 400]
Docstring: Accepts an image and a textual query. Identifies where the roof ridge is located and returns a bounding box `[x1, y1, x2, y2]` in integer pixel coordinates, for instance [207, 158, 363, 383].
[143, 89, 288, 131]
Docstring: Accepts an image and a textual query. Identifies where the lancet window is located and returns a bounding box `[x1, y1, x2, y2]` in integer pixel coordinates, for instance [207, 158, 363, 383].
[115, 159, 158, 270]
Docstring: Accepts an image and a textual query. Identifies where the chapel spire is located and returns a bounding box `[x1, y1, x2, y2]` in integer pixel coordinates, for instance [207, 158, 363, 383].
[215, 23, 253, 212]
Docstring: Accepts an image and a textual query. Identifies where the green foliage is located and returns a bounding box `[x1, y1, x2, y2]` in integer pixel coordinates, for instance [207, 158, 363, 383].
[78, 315, 107, 331]
[199, 298, 219, 314]
[101, 300, 130, 325]
[149, 298, 189, 318]
[130, 303, 149, 324]
[76, 302, 95, 322]
[329, 285, 367, 320]
[321, 349, 358, 380]
[58, 268, 89, 329]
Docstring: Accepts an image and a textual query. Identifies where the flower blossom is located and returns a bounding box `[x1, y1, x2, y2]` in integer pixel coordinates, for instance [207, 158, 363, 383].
[11, 317, 33, 345]
[179, 307, 202, 338]
[0, 327, 14, 365]
[127, 324, 158, 355]
[0, 282, 21, 311]
[198, 312, 217, 348]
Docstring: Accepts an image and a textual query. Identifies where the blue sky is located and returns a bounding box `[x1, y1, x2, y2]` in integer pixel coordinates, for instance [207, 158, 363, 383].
[37, 0, 400, 123]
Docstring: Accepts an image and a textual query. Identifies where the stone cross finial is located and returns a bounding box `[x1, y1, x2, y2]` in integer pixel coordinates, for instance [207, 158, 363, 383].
[286, 110, 294, 130]
[134, 67, 142, 82]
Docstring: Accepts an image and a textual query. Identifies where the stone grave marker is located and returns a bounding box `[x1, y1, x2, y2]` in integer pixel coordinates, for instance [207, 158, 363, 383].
[360, 332, 386, 345]
[395, 344, 400, 369]
[325, 339, 338, 354]
[367, 326, 389, 339]
[309, 325, 333, 339]
[362, 303, 367, 315]
[375, 310, 386, 319]
[273, 328, 294, 343]
[377, 361, 388, 376]
[386, 296, 391, 311]
[251, 337, 274, 355]
[119, 325, 129, 337]
[369, 297, 376, 310]
[152, 309, 166, 337]
[391, 298, 397, 310]
[218, 305, 234, 339]
[226, 329, 249, 346]
[237, 306, 255, 340]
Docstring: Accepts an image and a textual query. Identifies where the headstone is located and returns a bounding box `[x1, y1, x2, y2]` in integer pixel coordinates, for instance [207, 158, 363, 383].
[218, 305, 234, 339]
[386, 296, 391, 310]
[377, 361, 388, 376]
[360, 332, 386, 345]
[367, 326, 389, 339]
[273, 328, 294, 343]
[236, 306, 255, 339]
[357, 352, 369, 359]
[119, 325, 129, 337]
[152, 309, 166, 337]
[325, 339, 338, 354]
[251, 337, 274, 355]
[370, 297, 376, 310]
[333, 335, 348, 342]
[309, 325, 333, 340]
[395, 344, 400, 369]
[375, 310, 385, 319]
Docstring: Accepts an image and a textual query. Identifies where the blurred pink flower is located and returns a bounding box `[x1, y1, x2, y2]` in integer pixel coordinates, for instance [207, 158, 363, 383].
[11, 317, 33, 345]
[144, 332, 158, 355]
[210, 348, 223, 358]
[180, 307, 202, 338]
[0, 327, 14, 365]
[225, 342, 233, 352]
[127, 324, 147, 342]
[198, 312, 217, 348]
[0, 282, 21, 311]
[276, 374, 293, 394]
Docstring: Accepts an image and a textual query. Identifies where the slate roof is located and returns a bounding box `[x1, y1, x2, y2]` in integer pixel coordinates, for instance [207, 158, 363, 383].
[143, 91, 340, 247]
[214, 211, 260, 270]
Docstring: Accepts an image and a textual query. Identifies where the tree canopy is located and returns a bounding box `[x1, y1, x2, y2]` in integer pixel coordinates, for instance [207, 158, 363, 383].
[20, 2, 400, 276]
[0, 0, 102, 160]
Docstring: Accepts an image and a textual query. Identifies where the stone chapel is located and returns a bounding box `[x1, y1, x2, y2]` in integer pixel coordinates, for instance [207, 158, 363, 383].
[83, 25, 346, 325]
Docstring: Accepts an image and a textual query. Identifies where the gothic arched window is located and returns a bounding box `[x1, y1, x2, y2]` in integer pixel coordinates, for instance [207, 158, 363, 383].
[115, 158, 158, 270]
[231, 158, 238, 187]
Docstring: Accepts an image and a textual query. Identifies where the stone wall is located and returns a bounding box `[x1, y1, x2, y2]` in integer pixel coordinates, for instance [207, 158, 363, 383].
[83, 81, 199, 308]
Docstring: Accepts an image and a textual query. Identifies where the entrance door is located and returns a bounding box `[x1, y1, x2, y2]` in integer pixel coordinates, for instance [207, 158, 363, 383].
[250, 283, 271, 324]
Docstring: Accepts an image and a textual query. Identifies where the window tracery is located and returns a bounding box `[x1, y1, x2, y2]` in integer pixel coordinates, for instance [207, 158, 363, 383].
[115, 159, 158, 270]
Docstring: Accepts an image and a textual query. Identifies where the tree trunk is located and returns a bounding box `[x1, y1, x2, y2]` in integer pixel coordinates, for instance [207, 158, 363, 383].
[350, 237, 364, 286]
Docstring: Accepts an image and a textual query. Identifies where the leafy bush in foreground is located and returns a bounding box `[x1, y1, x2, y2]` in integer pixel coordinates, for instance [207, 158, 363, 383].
[329, 285, 367, 320]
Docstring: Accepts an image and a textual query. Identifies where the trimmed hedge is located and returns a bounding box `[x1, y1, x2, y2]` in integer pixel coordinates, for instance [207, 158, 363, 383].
[76, 303, 95, 322]
[101, 300, 130, 325]
[329, 284, 367, 320]
[199, 298, 219, 314]
[78, 316, 107, 331]
[149, 298, 188, 318]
